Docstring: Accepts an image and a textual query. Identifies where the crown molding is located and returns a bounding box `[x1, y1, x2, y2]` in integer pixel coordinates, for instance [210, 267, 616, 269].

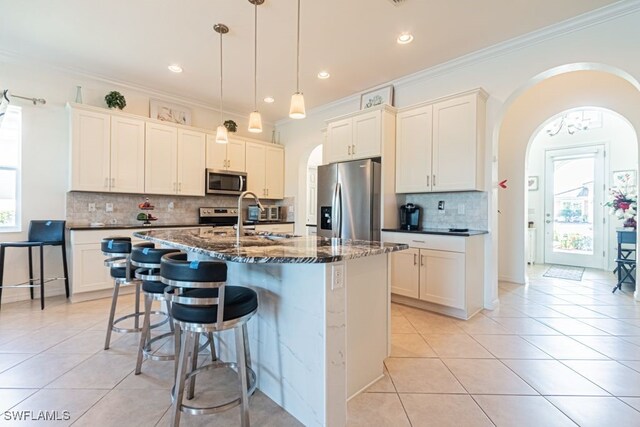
[0, 47, 275, 127]
[276, 0, 640, 127]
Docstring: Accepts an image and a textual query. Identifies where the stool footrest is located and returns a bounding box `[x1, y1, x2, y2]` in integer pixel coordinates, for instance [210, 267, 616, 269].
[171, 362, 257, 416]
[112, 310, 168, 334]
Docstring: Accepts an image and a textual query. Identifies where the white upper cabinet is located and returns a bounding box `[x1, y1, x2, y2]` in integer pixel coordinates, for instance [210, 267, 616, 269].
[245, 142, 284, 199]
[69, 108, 111, 192]
[206, 136, 246, 172]
[352, 110, 381, 159]
[110, 116, 145, 193]
[177, 129, 206, 196]
[327, 118, 352, 163]
[325, 106, 395, 164]
[395, 105, 433, 193]
[395, 89, 486, 193]
[265, 146, 284, 199]
[145, 123, 178, 195]
[69, 107, 145, 193]
[432, 93, 484, 191]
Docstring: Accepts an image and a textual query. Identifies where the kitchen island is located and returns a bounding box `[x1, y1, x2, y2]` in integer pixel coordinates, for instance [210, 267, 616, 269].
[134, 227, 407, 426]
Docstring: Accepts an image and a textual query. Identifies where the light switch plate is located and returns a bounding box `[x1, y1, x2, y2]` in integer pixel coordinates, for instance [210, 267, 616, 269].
[168, 202, 175, 211]
[88, 203, 96, 212]
[105, 203, 113, 212]
[457, 204, 465, 215]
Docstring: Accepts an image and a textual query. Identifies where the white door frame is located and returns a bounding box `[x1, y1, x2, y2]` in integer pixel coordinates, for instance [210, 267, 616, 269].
[543, 144, 608, 269]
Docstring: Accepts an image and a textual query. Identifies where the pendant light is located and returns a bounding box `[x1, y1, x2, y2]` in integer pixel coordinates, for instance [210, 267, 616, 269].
[214, 23, 229, 144]
[248, 0, 264, 133]
[289, 0, 306, 119]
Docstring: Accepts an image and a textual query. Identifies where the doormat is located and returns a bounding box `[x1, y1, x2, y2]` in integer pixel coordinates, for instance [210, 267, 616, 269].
[543, 265, 585, 281]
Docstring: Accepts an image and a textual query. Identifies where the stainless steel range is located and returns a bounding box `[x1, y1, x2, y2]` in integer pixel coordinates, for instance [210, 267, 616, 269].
[198, 207, 240, 226]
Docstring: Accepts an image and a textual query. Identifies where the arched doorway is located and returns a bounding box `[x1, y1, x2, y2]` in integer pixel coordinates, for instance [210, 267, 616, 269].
[525, 108, 637, 273]
[496, 66, 640, 300]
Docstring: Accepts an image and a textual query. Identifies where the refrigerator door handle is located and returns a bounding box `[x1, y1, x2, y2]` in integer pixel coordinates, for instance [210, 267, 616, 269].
[331, 182, 340, 237]
[331, 182, 342, 238]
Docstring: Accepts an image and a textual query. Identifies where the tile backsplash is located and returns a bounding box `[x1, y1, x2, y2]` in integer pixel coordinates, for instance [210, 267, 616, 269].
[66, 192, 294, 226]
[400, 191, 488, 230]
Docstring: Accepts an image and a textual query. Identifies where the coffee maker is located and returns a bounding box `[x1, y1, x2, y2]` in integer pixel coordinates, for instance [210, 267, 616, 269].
[399, 203, 421, 230]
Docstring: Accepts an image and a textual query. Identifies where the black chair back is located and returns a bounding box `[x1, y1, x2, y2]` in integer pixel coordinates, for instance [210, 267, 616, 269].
[28, 220, 65, 245]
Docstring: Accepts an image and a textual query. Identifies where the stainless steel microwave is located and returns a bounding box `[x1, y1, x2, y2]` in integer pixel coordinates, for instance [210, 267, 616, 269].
[206, 169, 247, 195]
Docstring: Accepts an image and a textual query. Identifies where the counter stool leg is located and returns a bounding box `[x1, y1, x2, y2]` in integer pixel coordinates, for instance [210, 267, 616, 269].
[28, 247, 34, 300]
[242, 323, 253, 388]
[166, 300, 174, 333]
[171, 330, 192, 427]
[186, 332, 200, 400]
[208, 332, 217, 361]
[61, 244, 70, 298]
[104, 282, 121, 350]
[173, 323, 182, 380]
[135, 293, 153, 375]
[39, 245, 45, 310]
[134, 282, 141, 330]
[0, 246, 5, 309]
[236, 325, 251, 427]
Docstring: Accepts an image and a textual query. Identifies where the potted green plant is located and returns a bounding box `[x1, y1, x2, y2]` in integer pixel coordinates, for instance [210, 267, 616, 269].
[105, 91, 126, 110]
[223, 120, 238, 133]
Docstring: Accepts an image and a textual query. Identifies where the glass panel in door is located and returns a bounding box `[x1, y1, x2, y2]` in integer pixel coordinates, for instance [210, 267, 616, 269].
[544, 146, 605, 269]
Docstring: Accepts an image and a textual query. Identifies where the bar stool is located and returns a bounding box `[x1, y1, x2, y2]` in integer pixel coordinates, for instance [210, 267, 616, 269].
[161, 253, 258, 427]
[102, 237, 149, 350]
[0, 220, 69, 310]
[132, 243, 181, 374]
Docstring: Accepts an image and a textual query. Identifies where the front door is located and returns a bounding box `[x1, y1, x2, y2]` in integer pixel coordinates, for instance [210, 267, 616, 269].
[544, 146, 606, 268]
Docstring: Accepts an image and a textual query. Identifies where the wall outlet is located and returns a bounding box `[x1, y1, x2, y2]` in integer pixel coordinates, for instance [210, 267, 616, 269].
[457, 204, 465, 215]
[438, 201, 445, 213]
[110, 218, 118, 224]
[105, 203, 113, 213]
[168, 202, 175, 211]
[332, 264, 344, 290]
[88, 203, 96, 212]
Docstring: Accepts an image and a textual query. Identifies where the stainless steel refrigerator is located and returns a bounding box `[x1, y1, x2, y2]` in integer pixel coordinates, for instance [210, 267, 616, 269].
[317, 158, 381, 241]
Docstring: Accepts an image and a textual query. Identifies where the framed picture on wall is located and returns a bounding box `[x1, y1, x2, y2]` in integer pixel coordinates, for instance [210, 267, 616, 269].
[527, 176, 539, 191]
[360, 85, 394, 109]
[612, 170, 637, 189]
[149, 99, 192, 126]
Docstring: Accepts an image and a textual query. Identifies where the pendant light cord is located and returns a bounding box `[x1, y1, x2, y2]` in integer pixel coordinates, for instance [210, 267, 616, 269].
[254, 1, 258, 111]
[296, 0, 300, 93]
[219, 29, 224, 123]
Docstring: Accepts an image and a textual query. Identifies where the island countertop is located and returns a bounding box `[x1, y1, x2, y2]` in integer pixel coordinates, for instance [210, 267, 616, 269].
[133, 227, 408, 264]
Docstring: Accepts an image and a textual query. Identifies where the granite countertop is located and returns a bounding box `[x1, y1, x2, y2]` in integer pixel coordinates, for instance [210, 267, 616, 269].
[67, 221, 294, 231]
[134, 227, 408, 264]
[382, 228, 489, 237]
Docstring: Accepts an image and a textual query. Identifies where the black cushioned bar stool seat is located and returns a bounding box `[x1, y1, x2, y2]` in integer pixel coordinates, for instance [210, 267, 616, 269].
[172, 287, 258, 324]
[161, 252, 257, 426]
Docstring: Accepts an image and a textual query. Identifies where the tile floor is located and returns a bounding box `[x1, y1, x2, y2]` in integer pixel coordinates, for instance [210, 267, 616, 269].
[0, 264, 637, 426]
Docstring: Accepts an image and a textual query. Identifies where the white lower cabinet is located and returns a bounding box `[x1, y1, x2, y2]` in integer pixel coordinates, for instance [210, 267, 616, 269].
[68, 229, 146, 299]
[383, 232, 485, 319]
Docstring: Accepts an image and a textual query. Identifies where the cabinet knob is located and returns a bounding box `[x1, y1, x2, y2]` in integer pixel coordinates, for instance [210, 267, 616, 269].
[426, 175, 430, 187]
[433, 175, 436, 186]
[348, 145, 351, 155]
[111, 178, 115, 188]
[104, 177, 109, 188]
[352, 144, 356, 154]
[413, 253, 417, 265]
[420, 254, 425, 266]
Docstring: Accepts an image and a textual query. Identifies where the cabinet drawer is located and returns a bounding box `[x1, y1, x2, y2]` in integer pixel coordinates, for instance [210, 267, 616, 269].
[70, 229, 147, 245]
[381, 232, 466, 253]
[255, 224, 295, 234]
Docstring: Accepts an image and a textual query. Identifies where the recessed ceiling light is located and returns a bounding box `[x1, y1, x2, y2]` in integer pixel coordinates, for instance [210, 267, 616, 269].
[168, 64, 183, 73]
[263, 96, 275, 103]
[317, 71, 330, 79]
[397, 33, 413, 44]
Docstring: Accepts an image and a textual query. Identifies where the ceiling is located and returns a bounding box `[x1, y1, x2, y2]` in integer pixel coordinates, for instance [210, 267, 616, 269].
[0, 0, 620, 122]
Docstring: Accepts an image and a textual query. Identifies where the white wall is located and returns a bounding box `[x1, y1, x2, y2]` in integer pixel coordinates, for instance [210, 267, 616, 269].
[277, 4, 640, 306]
[0, 57, 274, 304]
[527, 110, 637, 269]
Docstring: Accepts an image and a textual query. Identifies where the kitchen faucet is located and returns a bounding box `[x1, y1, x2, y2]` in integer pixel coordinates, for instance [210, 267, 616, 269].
[236, 191, 264, 244]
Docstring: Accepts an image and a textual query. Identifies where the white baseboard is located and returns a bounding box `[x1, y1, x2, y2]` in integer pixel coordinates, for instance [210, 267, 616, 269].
[498, 275, 525, 285]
